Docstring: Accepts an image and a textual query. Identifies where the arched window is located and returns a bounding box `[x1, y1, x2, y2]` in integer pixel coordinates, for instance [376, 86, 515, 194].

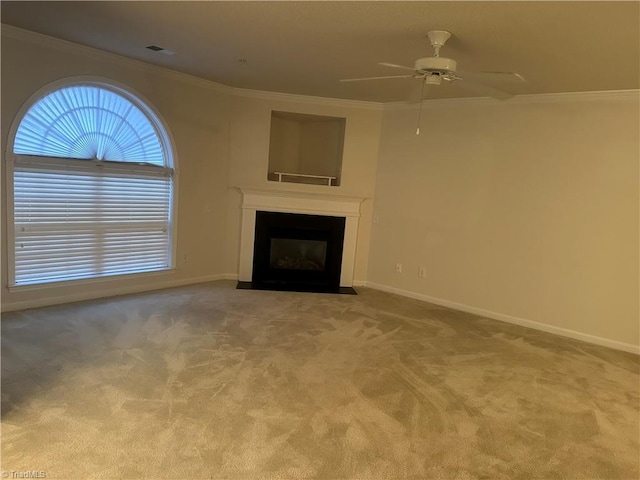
[9, 82, 175, 286]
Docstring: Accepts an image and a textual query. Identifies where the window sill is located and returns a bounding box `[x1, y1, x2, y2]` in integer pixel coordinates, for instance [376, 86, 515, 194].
[7, 268, 176, 293]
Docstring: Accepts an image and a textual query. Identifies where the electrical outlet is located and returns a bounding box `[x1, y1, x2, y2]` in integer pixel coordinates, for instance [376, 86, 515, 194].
[396, 263, 403, 273]
[418, 267, 426, 278]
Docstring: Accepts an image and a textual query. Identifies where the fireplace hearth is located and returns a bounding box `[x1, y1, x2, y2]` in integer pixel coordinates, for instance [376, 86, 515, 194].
[238, 211, 355, 294]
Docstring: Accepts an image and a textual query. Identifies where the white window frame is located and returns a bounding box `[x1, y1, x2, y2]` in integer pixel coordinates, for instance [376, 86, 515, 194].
[5, 77, 179, 291]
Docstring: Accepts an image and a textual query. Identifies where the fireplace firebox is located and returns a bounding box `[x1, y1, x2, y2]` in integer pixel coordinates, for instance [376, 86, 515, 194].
[246, 211, 350, 293]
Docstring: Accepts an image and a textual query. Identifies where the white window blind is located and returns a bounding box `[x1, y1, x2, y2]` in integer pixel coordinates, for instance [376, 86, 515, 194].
[14, 85, 165, 164]
[11, 84, 174, 287]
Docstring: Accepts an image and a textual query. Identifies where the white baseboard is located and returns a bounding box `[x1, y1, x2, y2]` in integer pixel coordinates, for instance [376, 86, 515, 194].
[1, 273, 238, 313]
[5, 275, 636, 355]
[364, 282, 640, 355]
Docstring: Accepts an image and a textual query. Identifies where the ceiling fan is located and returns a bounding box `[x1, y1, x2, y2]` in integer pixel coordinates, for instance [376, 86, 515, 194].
[340, 30, 525, 132]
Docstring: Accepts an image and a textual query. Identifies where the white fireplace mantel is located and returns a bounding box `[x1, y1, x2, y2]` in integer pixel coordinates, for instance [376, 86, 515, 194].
[237, 187, 366, 287]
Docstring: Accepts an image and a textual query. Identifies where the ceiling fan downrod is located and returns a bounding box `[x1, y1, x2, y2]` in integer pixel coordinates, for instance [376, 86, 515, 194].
[426, 30, 452, 57]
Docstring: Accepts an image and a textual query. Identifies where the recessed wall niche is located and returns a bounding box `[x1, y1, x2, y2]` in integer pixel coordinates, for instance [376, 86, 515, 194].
[267, 111, 345, 187]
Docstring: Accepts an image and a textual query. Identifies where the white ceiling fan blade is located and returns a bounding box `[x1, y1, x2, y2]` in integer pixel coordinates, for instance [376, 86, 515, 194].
[457, 71, 526, 84]
[378, 62, 416, 72]
[339, 74, 414, 82]
[455, 78, 514, 100]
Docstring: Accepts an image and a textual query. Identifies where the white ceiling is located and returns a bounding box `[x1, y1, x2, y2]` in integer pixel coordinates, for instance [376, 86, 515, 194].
[1, 1, 638, 103]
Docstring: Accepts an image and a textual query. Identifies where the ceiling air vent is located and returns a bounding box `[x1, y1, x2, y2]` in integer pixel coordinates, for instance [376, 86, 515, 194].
[145, 45, 175, 56]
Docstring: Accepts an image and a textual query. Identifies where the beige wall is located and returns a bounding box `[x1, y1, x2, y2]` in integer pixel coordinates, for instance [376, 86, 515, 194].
[299, 120, 344, 179]
[268, 115, 301, 176]
[226, 95, 383, 281]
[369, 94, 639, 348]
[1, 29, 232, 310]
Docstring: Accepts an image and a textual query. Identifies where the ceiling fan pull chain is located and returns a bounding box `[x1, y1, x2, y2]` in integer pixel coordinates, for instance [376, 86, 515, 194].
[416, 79, 426, 135]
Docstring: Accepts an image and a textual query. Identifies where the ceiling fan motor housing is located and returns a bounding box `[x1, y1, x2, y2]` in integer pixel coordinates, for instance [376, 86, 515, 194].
[414, 56, 457, 75]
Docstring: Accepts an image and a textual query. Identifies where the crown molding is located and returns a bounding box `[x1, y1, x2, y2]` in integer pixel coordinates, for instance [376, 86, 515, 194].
[513, 89, 640, 104]
[383, 89, 640, 110]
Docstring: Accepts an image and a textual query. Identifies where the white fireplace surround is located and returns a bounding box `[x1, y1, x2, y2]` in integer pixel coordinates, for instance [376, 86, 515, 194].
[237, 187, 365, 287]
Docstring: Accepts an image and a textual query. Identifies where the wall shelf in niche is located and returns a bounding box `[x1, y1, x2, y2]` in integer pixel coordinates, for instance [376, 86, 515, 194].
[268, 111, 345, 187]
[273, 172, 337, 186]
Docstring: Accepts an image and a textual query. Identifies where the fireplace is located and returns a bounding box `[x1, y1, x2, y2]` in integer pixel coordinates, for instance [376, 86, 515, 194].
[249, 211, 347, 293]
[236, 187, 365, 293]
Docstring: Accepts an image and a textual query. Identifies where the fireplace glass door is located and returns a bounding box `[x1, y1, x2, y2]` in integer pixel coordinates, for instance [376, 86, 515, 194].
[269, 238, 327, 271]
[252, 211, 345, 292]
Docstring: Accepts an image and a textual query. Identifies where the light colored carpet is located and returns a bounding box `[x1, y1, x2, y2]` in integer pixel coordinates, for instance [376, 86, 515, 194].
[1, 280, 638, 479]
